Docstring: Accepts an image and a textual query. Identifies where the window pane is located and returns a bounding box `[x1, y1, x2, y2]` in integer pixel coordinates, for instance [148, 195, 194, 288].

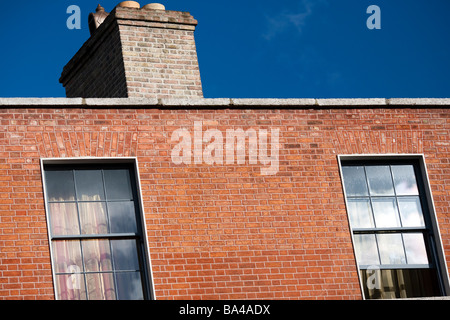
[366, 166, 395, 196]
[391, 165, 419, 196]
[109, 201, 137, 233]
[112, 240, 140, 271]
[86, 272, 116, 300]
[361, 268, 441, 299]
[45, 164, 149, 301]
[354, 234, 380, 266]
[377, 234, 406, 265]
[75, 170, 105, 201]
[371, 197, 401, 228]
[56, 274, 87, 300]
[116, 272, 144, 300]
[398, 197, 425, 227]
[49, 202, 80, 236]
[104, 169, 133, 200]
[82, 240, 112, 272]
[404, 233, 429, 265]
[78, 202, 108, 234]
[342, 166, 368, 197]
[46, 170, 75, 201]
[347, 199, 374, 228]
[53, 240, 83, 274]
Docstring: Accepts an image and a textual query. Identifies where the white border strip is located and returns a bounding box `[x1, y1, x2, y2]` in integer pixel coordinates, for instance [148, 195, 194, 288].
[1, 97, 450, 107]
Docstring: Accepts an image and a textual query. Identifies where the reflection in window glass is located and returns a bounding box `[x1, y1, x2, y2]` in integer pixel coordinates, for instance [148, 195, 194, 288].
[403, 233, 429, 265]
[354, 234, 380, 266]
[75, 170, 105, 201]
[391, 165, 419, 196]
[377, 234, 406, 265]
[365, 166, 395, 196]
[397, 197, 425, 227]
[112, 240, 140, 271]
[116, 272, 144, 300]
[46, 170, 75, 201]
[108, 202, 137, 233]
[104, 169, 133, 200]
[348, 199, 374, 228]
[371, 198, 401, 228]
[342, 166, 368, 197]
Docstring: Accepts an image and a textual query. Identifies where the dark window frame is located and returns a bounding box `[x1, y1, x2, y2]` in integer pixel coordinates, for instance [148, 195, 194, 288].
[41, 158, 155, 300]
[338, 155, 450, 299]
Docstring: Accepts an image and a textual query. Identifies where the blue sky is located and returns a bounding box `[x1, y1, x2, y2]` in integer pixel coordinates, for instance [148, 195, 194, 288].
[0, 0, 449, 98]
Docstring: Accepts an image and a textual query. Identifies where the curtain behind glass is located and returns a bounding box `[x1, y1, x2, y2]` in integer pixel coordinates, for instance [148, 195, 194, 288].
[50, 194, 117, 300]
[361, 268, 441, 299]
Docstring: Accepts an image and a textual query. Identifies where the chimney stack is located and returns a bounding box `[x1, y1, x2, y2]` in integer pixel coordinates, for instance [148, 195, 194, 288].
[60, 2, 203, 99]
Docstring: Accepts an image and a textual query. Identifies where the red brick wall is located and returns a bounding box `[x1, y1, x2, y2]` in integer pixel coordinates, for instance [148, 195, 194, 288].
[60, 21, 128, 98]
[0, 106, 449, 300]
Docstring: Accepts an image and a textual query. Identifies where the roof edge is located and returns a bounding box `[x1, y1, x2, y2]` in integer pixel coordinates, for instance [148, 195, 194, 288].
[0, 98, 449, 108]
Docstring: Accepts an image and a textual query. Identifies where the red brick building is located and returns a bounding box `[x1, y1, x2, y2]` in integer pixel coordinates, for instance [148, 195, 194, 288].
[0, 2, 449, 300]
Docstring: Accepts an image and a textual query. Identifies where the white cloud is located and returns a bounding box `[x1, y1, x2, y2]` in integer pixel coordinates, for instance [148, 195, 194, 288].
[263, 0, 326, 40]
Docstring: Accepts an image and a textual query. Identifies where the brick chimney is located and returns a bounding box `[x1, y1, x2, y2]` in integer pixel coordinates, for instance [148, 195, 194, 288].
[59, 2, 203, 99]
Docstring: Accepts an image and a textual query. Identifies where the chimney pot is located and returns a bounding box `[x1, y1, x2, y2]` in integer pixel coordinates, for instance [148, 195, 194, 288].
[88, 4, 110, 36]
[96, 4, 105, 12]
[117, 1, 141, 9]
[142, 3, 165, 11]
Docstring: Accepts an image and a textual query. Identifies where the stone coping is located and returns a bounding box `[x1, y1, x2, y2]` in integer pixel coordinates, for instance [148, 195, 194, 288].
[0, 98, 449, 108]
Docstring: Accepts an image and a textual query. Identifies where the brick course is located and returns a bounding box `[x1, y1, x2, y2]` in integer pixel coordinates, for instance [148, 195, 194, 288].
[0, 104, 448, 299]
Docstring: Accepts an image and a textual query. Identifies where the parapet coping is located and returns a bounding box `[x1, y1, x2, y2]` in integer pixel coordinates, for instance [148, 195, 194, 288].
[0, 98, 449, 108]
